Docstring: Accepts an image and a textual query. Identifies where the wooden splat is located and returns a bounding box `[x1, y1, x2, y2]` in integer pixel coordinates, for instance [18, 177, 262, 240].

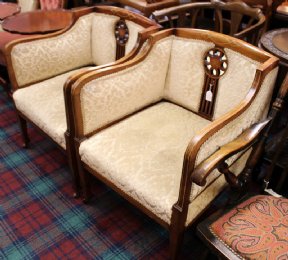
[199, 47, 228, 120]
[115, 19, 129, 60]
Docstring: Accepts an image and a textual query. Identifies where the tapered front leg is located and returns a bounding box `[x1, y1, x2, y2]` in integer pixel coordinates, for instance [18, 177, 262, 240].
[18, 115, 30, 148]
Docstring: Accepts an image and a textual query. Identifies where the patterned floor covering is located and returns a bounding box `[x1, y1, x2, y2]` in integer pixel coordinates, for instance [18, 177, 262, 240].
[0, 86, 209, 259]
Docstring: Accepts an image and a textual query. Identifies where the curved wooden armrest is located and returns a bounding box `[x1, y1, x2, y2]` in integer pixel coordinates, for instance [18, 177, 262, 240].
[191, 119, 270, 186]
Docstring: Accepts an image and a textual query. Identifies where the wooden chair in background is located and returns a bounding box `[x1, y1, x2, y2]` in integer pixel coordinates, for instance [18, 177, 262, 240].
[153, 0, 266, 45]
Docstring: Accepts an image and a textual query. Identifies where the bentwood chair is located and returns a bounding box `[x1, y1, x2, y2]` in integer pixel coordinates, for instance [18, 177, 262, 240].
[64, 28, 279, 258]
[5, 6, 159, 196]
[197, 74, 288, 260]
[153, 0, 266, 45]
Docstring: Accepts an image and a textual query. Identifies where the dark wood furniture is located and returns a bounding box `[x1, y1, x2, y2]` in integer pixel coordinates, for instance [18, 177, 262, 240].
[2, 10, 73, 34]
[0, 2, 20, 21]
[197, 74, 288, 259]
[153, 0, 266, 45]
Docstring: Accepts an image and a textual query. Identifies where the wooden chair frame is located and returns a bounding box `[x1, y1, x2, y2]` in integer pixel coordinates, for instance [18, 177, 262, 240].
[153, 0, 266, 45]
[5, 6, 160, 197]
[64, 28, 278, 258]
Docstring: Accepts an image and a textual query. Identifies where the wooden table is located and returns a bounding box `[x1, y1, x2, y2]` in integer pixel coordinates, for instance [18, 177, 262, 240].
[0, 2, 20, 21]
[260, 28, 288, 67]
[2, 10, 73, 34]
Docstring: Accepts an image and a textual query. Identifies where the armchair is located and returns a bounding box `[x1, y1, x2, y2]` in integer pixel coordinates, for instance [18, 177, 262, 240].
[65, 29, 278, 258]
[5, 6, 159, 196]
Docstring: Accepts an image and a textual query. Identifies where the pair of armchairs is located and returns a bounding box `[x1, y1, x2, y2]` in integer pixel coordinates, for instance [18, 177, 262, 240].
[6, 7, 279, 258]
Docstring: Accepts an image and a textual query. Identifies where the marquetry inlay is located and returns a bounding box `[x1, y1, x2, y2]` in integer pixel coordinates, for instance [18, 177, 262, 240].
[115, 19, 129, 60]
[199, 47, 228, 120]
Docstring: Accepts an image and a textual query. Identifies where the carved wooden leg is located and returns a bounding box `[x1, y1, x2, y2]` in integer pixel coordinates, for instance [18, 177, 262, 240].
[18, 115, 30, 148]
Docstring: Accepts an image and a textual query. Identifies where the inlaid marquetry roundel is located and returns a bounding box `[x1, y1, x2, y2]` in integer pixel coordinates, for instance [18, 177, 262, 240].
[115, 20, 129, 46]
[204, 48, 228, 78]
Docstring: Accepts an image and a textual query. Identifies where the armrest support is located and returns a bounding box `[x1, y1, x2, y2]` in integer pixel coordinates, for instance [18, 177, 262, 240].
[192, 119, 270, 186]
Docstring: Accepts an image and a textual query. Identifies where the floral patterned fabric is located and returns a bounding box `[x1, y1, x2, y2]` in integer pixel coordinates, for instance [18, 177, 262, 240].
[210, 195, 288, 260]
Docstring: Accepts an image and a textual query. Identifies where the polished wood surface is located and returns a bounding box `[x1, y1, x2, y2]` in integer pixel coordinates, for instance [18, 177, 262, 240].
[2, 10, 73, 34]
[260, 28, 288, 66]
[0, 2, 20, 20]
[272, 31, 288, 54]
[277, 1, 288, 15]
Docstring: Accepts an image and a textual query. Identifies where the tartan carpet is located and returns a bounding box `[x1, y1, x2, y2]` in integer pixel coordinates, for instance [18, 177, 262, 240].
[0, 86, 209, 259]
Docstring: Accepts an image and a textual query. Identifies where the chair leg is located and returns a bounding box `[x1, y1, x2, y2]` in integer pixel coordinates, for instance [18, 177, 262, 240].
[169, 208, 187, 260]
[170, 223, 185, 260]
[81, 170, 92, 203]
[65, 132, 82, 198]
[18, 115, 30, 148]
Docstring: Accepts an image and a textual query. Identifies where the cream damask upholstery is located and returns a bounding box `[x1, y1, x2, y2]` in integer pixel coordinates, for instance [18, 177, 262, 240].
[66, 29, 278, 258]
[6, 6, 159, 195]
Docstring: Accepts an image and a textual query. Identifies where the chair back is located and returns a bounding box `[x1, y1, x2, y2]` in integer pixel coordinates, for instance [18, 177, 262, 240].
[153, 0, 266, 44]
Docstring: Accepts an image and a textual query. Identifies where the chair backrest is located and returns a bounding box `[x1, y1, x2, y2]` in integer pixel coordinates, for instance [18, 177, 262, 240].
[153, 0, 266, 45]
[17, 0, 39, 12]
[6, 6, 159, 88]
[75, 29, 277, 138]
[161, 31, 277, 122]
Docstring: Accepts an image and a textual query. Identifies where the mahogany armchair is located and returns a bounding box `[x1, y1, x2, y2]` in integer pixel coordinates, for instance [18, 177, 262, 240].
[5, 6, 159, 196]
[153, 0, 266, 45]
[65, 29, 278, 258]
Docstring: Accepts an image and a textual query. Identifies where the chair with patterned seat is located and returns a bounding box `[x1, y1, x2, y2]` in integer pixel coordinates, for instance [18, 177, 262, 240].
[5, 6, 159, 196]
[64, 28, 280, 258]
[197, 73, 288, 260]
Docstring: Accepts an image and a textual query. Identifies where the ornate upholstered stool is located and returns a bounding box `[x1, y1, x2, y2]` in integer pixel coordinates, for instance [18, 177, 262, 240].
[197, 195, 288, 259]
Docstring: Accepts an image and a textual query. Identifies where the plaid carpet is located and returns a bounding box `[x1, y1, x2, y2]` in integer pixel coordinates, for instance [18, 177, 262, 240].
[0, 86, 209, 259]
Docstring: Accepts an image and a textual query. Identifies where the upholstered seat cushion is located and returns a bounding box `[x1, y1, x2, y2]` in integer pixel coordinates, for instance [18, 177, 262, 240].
[210, 195, 288, 259]
[79, 102, 213, 223]
[13, 68, 91, 149]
